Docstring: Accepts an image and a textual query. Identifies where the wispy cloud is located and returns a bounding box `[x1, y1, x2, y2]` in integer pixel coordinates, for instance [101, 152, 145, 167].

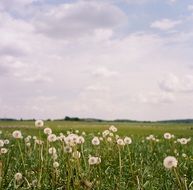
[151, 19, 182, 30]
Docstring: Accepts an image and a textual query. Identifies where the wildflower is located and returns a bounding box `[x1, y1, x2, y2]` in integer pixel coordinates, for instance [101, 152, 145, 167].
[72, 151, 81, 159]
[25, 137, 31, 143]
[14, 173, 22, 181]
[35, 120, 44, 128]
[1, 148, 8, 154]
[53, 161, 59, 168]
[177, 138, 188, 145]
[102, 130, 110, 137]
[44, 128, 52, 135]
[115, 135, 120, 140]
[92, 137, 100, 145]
[12, 131, 22, 139]
[4, 139, 9, 145]
[109, 125, 118, 132]
[117, 139, 125, 146]
[64, 146, 72, 153]
[107, 137, 112, 142]
[77, 136, 85, 144]
[82, 131, 86, 136]
[0, 140, 4, 147]
[182, 153, 187, 158]
[35, 139, 44, 145]
[164, 132, 172, 140]
[163, 156, 178, 169]
[52, 153, 58, 160]
[47, 134, 57, 142]
[49, 147, 56, 155]
[88, 156, 101, 165]
[124, 137, 132, 144]
[146, 135, 155, 141]
[26, 142, 31, 147]
[109, 132, 114, 137]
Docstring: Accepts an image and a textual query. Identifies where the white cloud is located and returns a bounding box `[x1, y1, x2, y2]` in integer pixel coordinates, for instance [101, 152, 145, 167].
[134, 92, 175, 104]
[188, 4, 193, 11]
[159, 73, 193, 93]
[150, 19, 182, 30]
[91, 67, 118, 78]
[33, 1, 127, 39]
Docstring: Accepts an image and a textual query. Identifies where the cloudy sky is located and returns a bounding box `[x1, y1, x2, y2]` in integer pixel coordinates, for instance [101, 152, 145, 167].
[1, 0, 193, 121]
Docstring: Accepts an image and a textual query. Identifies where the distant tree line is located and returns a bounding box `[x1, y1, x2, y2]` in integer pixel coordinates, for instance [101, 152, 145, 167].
[1, 117, 193, 124]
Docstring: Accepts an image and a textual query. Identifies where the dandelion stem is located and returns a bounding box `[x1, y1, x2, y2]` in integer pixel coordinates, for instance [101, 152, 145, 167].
[17, 140, 26, 173]
[173, 168, 183, 190]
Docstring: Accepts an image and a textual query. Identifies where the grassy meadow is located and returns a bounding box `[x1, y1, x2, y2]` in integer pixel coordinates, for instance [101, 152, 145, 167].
[0, 120, 193, 189]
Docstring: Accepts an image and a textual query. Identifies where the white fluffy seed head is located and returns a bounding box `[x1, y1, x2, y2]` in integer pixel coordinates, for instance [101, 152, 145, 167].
[92, 137, 100, 145]
[12, 131, 22, 139]
[4, 139, 9, 145]
[35, 120, 44, 128]
[177, 138, 188, 145]
[88, 156, 101, 165]
[102, 130, 110, 137]
[163, 156, 178, 169]
[77, 136, 85, 144]
[47, 134, 57, 142]
[72, 151, 81, 159]
[124, 137, 132, 145]
[14, 173, 22, 181]
[164, 132, 172, 140]
[0, 140, 4, 147]
[109, 125, 117, 132]
[1, 148, 8, 154]
[48, 147, 56, 155]
[53, 161, 59, 168]
[44, 128, 52, 135]
[117, 139, 125, 146]
[64, 146, 72, 153]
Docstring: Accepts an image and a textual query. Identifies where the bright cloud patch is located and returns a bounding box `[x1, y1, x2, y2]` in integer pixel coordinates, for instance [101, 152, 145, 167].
[150, 19, 182, 30]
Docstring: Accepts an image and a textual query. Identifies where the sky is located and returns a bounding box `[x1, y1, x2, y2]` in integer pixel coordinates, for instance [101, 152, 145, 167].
[0, 0, 193, 121]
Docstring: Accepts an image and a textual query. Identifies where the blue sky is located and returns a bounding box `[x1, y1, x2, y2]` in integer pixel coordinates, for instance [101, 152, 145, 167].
[0, 0, 193, 120]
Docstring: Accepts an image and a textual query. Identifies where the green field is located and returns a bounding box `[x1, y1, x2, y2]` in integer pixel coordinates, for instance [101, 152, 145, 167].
[0, 120, 193, 137]
[0, 121, 193, 189]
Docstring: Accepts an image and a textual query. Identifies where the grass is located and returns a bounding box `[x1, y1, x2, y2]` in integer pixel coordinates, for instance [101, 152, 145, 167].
[0, 120, 193, 136]
[0, 121, 193, 189]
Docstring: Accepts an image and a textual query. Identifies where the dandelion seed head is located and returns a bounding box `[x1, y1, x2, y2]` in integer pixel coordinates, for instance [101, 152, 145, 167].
[92, 137, 100, 145]
[124, 137, 132, 144]
[107, 137, 112, 142]
[109, 125, 117, 132]
[177, 138, 188, 145]
[163, 156, 178, 169]
[1, 148, 8, 154]
[78, 136, 85, 144]
[4, 139, 9, 145]
[88, 156, 101, 165]
[53, 161, 59, 168]
[48, 147, 56, 155]
[102, 130, 110, 137]
[44, 128, 52, 135]
[72, 151, 81, 159]
[14, 173, 22, 181]
[117, 139, 125, 146]
[0, 140, 4, 147]
[164, 132, 172, 140]
[47, 134, 57, 142]
[35, 120, 44, 128]
[12, 130, 22, 139]
[64, 146, 72, 153]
